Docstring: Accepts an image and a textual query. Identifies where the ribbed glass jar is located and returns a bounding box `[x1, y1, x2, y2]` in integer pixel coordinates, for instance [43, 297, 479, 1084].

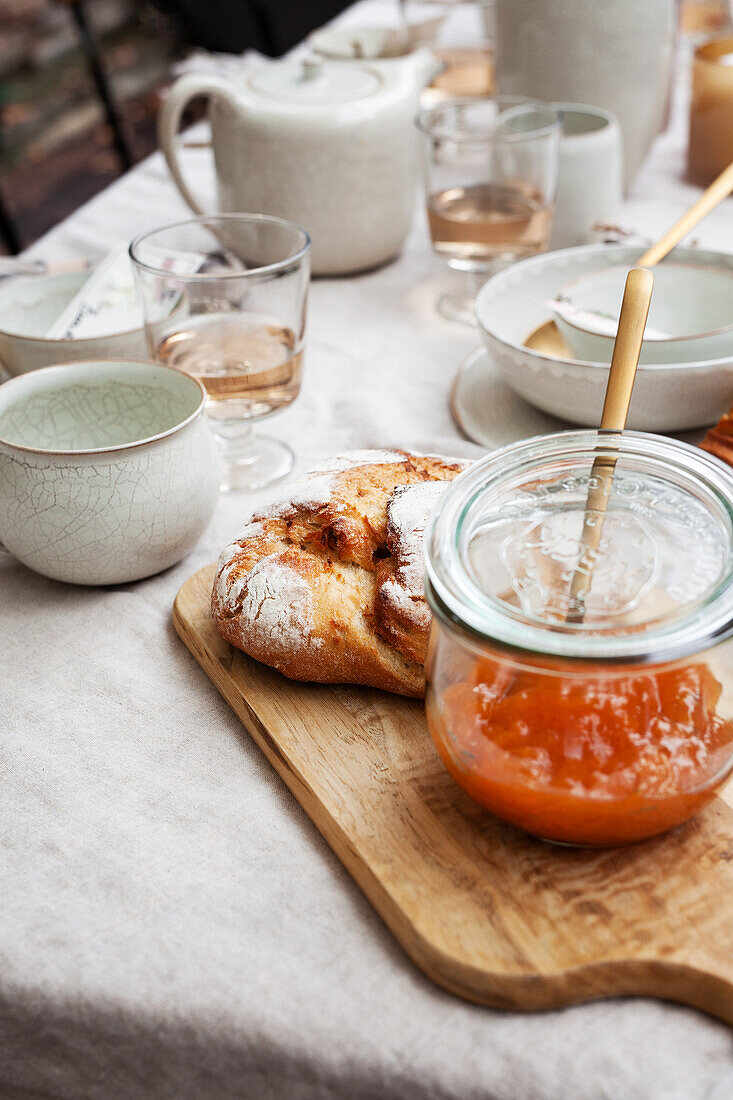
[425, 430, 733, 845]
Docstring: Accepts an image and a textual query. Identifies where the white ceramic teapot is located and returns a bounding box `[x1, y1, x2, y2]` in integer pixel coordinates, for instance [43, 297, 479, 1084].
[159, 52, 437, 276]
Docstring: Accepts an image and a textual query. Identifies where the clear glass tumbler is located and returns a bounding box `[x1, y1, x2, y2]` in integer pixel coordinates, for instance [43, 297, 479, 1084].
[416, 96, 560, 324]
[130, 214, 311, 492]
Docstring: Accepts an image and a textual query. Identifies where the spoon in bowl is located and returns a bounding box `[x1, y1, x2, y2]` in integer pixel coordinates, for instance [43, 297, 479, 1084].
[536, 159, 733, 354]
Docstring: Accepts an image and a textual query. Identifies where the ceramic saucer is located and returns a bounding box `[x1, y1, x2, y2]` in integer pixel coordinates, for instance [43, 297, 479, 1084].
[450, 346, 565, 449]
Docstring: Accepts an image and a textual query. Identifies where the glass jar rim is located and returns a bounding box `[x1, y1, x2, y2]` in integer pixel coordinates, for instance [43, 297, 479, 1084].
[426, 429, 733, 664]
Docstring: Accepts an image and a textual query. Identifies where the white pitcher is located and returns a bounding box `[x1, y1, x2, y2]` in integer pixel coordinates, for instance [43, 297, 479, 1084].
[494, 0, 676, 186]
[159, 52, 438, 276]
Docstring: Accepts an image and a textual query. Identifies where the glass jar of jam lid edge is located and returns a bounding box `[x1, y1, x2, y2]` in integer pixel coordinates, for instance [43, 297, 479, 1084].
[426, 429, 733, 666]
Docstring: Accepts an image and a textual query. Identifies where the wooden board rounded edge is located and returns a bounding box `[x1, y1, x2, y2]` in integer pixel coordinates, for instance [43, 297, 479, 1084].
[173, 565, 733, 1025]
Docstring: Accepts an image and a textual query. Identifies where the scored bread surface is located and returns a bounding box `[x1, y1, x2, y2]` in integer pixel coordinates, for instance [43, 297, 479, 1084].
[211, 450, 469, 697]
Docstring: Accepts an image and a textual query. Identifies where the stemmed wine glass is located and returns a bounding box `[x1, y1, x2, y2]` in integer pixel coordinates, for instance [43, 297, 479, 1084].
[416, 96, 560, 324]
[131, 214, 310, 491]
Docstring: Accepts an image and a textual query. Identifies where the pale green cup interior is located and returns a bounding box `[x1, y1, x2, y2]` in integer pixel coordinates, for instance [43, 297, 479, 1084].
[0, 360, 203, 453]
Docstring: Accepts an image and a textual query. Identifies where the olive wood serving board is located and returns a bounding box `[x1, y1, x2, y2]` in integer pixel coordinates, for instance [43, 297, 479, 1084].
[174, 564, 733, 1023]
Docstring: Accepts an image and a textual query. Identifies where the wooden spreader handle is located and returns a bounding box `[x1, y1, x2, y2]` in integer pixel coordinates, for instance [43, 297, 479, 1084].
[638, 159, 733, 267]
[566, 267, 654, 622]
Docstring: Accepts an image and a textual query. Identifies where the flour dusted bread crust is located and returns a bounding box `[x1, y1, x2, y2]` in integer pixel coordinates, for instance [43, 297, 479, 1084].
[211, 450, 469, 697]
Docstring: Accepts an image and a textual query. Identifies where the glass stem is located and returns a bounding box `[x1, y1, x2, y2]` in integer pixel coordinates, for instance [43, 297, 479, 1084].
[211, 417, 257, 467]
[464, 269, 489, 299]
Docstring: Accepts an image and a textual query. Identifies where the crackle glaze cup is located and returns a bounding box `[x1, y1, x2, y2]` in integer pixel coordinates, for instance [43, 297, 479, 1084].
[0, 360, 220, 585]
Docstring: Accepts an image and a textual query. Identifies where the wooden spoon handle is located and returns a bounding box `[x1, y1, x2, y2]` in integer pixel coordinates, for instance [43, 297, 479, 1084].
[637, 160, 733, 267]
[600, 266, 655, 429]
[566, 267, 654, 622]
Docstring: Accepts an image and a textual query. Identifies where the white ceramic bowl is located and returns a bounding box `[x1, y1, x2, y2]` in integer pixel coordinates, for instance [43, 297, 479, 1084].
[0, 271, 146, 376]
[308, 25, 407, 59]
[308, 20, 443, 59]
[554, 260, 733, 364]
[475, 244, 733, 432]
[0, 360, 220, 584]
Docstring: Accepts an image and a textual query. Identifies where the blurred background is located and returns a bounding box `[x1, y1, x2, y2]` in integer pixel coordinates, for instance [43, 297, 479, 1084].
[0, 0, 349, 253]
[0, 0, 731, 256]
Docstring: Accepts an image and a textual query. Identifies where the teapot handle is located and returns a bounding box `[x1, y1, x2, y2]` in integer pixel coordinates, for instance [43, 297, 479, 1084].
[158, 72, 243, 216]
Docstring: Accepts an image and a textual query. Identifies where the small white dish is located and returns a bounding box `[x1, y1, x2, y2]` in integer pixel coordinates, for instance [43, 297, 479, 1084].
[308, 19, 442, 60]
[308, 25, 408, 59]
[553, 261, 733, 364]
[0, 360, 220, 585]
[475, 244, 733, 432]
[0, 271, 146, 376]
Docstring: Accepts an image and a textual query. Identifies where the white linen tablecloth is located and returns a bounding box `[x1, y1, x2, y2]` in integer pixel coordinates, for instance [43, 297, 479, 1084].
[4, 5, 733, 1096]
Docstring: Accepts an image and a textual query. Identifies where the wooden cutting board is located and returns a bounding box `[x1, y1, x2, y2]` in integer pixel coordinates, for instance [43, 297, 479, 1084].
[174, 564, 733, 1023]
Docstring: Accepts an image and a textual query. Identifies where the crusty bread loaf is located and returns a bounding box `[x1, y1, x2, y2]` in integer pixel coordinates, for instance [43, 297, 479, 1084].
[211, 450, 469, 697]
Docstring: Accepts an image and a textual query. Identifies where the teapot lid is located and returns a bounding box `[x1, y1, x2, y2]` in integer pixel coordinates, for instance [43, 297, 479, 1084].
[249, 59, 380, 104]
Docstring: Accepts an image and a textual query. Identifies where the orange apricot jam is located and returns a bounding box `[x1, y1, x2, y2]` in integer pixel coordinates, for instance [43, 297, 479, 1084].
[427, 659, 733, 845]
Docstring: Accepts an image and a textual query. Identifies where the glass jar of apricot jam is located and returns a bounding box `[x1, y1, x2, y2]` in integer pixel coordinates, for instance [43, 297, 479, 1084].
[425, 430, 733, 846]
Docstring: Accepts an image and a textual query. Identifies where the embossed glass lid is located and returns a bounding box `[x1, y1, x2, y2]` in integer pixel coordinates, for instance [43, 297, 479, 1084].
[426, 431, 733, 662]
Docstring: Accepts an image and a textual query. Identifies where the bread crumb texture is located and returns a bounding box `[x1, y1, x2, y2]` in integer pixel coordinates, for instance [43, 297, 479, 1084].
[211, 449, 469, 697]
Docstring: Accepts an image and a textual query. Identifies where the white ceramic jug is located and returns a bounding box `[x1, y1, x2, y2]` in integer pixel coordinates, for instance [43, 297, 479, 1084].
[159, 53, 437, 276]
[494, 0, 675, 186]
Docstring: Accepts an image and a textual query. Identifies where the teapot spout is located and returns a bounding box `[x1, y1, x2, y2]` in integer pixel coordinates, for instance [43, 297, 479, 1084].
[407, 46, 443, 89]
[368, 46, 441, 94]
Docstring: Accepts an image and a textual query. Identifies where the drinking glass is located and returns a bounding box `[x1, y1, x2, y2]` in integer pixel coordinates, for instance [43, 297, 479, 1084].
[401, 0, 495, 104]
[130, 214, 310, 492]
[416, 96, 560, 324]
